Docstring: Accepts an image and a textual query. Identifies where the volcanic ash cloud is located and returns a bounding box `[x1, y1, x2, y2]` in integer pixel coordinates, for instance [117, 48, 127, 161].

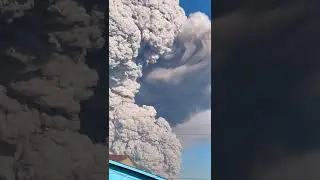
[137, 12, 211, 147]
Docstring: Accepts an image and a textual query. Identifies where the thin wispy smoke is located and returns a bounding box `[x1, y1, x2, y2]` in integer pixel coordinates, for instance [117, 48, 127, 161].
[173, 109, 211, 148]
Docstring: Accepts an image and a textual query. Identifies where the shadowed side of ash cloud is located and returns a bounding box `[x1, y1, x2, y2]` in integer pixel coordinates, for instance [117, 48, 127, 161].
[135, 12, 211, 148]
[0, 0, 107, 179]
[212, 0, 320, 180]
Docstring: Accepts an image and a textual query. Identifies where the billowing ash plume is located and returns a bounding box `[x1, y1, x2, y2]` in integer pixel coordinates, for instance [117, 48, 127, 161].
[0, 0, 106, 179]
[109, 0, 211, 178]
[109, 0, 185, 178]
[109, 0, 211, 177]
[136, 12, 211, 144]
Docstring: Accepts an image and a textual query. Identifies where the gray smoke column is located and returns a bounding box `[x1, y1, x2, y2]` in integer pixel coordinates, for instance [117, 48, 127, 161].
[136, 12, 211, 146]
[109, 0, 211, 178]
[109, 0, 185, 178]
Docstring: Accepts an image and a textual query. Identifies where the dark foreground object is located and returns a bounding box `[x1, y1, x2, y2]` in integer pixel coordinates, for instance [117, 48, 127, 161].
[213, 0, 320, 179]
[0, 0, 107, 179]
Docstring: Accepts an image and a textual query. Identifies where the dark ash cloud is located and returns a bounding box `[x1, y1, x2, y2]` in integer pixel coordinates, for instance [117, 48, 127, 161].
[0, 0, 107, 179]
[212, 0, 320, 180]
[136, 12, 211, 128]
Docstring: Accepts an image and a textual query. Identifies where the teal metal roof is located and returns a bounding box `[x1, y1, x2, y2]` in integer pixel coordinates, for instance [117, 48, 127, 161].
[109, 160, 167, 180]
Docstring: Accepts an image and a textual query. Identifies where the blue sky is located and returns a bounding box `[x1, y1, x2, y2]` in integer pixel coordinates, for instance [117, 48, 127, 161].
[180, 0, 212, 19]
[180, 143, 211, 179]
[179, 0, 211, 179]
